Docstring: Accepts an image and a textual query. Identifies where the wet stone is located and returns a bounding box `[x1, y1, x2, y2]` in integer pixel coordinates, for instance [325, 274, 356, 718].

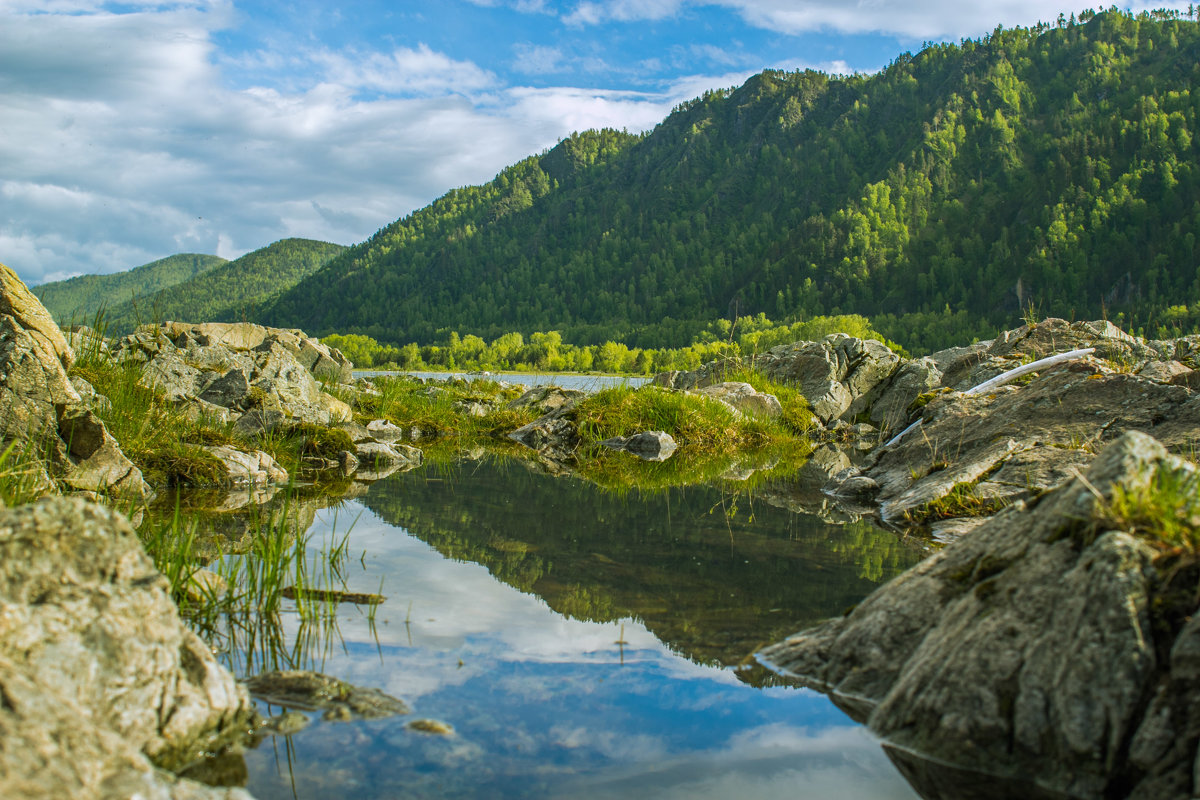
[242, 670, 410, 721]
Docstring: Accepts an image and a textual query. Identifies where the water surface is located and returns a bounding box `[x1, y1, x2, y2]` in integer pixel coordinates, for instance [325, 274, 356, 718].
[353, 370, 649, 393]
[231, 457, 924, 799]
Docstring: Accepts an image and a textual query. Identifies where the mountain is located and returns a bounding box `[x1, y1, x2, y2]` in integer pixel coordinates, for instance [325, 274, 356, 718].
[261, 10, 1200, 353]
[32, 254, 227, 325]
[104, 238, 346, 334]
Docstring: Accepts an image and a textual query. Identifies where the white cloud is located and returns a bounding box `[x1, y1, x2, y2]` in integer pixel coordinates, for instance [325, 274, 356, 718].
[562, 0, 1197, 39]
[309, 44, 498, 96]
[512, 43, 567, 75]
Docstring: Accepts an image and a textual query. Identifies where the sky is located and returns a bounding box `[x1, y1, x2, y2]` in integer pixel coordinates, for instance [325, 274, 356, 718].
[2, 1, 1193, 286]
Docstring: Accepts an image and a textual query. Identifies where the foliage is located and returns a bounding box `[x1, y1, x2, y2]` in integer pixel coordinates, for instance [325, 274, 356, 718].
[32, 254, 226, 325]
[0, 441, 50, 507]
[1104, 465, 1200, 551]
[351, 375, 535, 439]
[323, 313, 894, 373]
[104, 239, 345, 335]
[262, 11, 1200, 355]
[570, 385, 784, 451]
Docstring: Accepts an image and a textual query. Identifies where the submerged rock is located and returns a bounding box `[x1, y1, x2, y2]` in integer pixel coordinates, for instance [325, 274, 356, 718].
[243, 670, 409, 721]
[0, 497, 256, 798]
[759, 432, 1200, 799]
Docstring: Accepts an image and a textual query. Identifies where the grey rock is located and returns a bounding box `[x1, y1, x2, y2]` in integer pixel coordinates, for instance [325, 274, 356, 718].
[696, 381, 783, 418]
[759, 432, 1193, 799]
[868, 357, 943, 434]
[199, 367, 252, 410]
[0, 497, 256, 798]
[57, 408, 152, 498]
[754, 335, 901, 423]
[601, 430, 678, 461]
[867, 366, 1196, 523]
[70, 375, 113, 415]
[365, 418, 404, 442]
[243, 670, 409, 721]
[0, 263, 75, 372]
[505, 386, 585, 415]
[200, 445, 288, 485]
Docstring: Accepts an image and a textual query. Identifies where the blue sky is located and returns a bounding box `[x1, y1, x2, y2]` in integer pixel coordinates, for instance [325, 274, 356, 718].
[2, 0, 1191, 285]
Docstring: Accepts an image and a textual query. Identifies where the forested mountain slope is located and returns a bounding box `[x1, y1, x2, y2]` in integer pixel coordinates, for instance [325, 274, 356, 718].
[105, 238, 345, 334]
[263, 10, 1199, 351]
[33, 254, 227, 324]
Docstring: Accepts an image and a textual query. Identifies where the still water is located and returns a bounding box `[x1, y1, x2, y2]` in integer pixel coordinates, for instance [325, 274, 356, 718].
[354, 370, 650, 393]
[233, 457, 924, 799]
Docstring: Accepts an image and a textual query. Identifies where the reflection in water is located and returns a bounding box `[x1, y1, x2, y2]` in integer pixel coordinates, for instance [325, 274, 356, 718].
[234, 456, 923, 799]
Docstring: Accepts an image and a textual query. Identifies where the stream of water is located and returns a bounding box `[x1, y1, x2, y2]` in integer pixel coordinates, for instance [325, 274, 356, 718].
[220, 456, 925, 799]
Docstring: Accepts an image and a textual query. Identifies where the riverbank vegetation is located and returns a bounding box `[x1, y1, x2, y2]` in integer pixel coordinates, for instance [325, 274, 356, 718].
[323, 312, 902, 372]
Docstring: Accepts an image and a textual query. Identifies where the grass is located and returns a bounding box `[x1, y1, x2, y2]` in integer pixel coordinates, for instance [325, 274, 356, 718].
[352, 375, 535, 439]
[0, 440, 53, 507]
[571, 385, 785, 451]
[903, 479, 1009, 526]
[1102, 465, 1200, 552]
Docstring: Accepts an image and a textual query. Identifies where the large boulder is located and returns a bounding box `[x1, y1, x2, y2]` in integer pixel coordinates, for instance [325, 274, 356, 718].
[117, 323, 353, 427]
[0, 497, 255, 798]
[0, 264, 74, 372]
[865, 361, 1200, 523]
[0, 266, 151, 499]
[57, 408, 151, 498]
[760, 432, 1199, 799]
[753, 334, 901, 423]
[159, 321, 353, 383]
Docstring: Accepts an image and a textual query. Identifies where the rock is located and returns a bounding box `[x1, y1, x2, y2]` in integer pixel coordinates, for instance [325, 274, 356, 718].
[0, 497, 255, 797]
[160, 321, 353, 383]
[0, 263, 74, 371]
[600, 431, 678, 461]
[0, 314, 81, 445]
[1170, 369, 1200, 391]
[455, 400, 490, 417]
[70, 375, 112, 415]
[338, 449, 360, 476]
[184, 568, 228, 603]
[199, 367, 252, 410]
[509, 415, 580, 459]
[1138, 360, 1193, 383]
[407, 719, 454, 735]
[232, 408, 290, 438]
[753, 335, 900, 423]
[505, 386, 585, 415]
[355, 441, 422, 469]
[823, 468, 880, 501]
[242, 670, 409, 721]
[696, 381, 783, 417]
[57, 408, 152, 498]
[365, 418, 404, 442]
[867, 367, 1196, 523]
[868, 357, 943, 434]
[116, 323, 354, 427]
[759, 432, 1195, 799]
[200, 445, 288, 485]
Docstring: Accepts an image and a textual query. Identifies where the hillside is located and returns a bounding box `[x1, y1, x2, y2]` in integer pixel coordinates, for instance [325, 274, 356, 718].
[262, 10, 1200, 353]
[32, 254, 227, 325]
[105, 238, 346, 334]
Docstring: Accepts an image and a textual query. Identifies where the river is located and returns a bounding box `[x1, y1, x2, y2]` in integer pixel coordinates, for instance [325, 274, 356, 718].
[216, 453, 926, 799]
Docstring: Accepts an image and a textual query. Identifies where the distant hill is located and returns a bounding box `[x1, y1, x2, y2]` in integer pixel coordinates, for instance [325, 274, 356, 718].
[105, 238, 346, 334]
[261, 10, 1200, 352]
[33, 254, 227, 325]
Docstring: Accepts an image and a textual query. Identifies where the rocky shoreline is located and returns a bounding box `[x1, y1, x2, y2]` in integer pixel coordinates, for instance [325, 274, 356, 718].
[3, 256, 1200, 797]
